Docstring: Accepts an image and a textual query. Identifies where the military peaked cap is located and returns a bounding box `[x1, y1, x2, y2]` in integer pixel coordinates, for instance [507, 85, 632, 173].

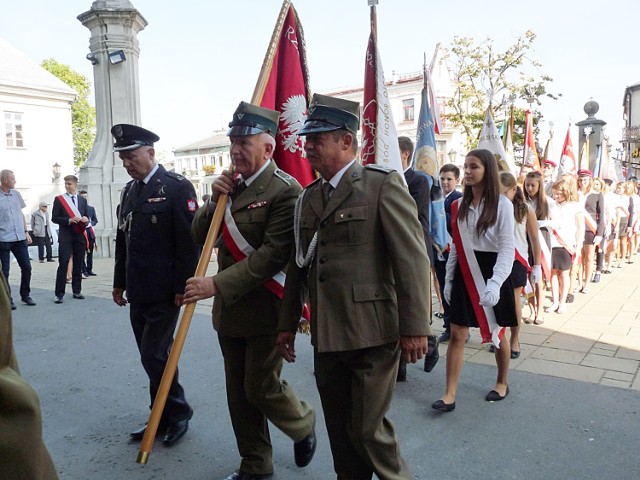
[228, 102, 280, 138]
[298, 93, 360, 136]
[111, 124, 160, 152]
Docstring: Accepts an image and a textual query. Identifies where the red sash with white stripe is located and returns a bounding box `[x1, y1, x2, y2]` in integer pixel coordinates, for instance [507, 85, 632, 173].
[221, 199, 310, 321]
[56, 194, 89, 248]
[451, 200, 505, 347]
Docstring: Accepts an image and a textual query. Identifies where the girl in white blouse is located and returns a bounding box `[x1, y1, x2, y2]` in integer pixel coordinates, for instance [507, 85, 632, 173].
[548, 178, 585, 313]
[432, 149, 516, 412]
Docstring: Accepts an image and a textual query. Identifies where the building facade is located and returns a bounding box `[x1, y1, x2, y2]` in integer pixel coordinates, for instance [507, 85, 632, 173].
[0, 37, 77, 215]
[622, 82, 640, 178]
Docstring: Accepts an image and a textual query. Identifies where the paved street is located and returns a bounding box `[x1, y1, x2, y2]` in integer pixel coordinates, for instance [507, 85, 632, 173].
[9, 254, 640, 479]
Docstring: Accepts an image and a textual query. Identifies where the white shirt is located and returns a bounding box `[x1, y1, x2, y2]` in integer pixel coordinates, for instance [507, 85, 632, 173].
[324, 158, 357, 189]
[550, 201, 582, 248]
[445, 195, 515, 287]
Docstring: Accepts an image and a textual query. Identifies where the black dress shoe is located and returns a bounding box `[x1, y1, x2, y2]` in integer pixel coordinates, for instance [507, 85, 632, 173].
[22, 296, 36, 306]
[486, 386, 509, 402]
[437, 331, 450, 343]
[10, 299, 17, 310]
[294, 419, 316, 467]
[223, 471, 273, 480]
[423, 335, 439, 372]
[566, 293, 574, 304]
[72, 293, 85, 300]
[88, 272, 97, 276]
[47, 259, 55, 262]
[431, 399, 455, 412]
[54, 296, 63, 304]
[162, 419, 189, 447]
[130, 422, 168, 441]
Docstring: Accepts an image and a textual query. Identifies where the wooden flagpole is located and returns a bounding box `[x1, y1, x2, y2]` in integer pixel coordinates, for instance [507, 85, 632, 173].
[136, 0, 293, 465]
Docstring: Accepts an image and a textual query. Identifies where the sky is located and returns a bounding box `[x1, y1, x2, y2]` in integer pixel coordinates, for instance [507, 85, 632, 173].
[2, 0, 639, 158]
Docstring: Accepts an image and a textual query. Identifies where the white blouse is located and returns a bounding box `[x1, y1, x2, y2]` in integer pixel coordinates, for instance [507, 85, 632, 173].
[445, 195, 515, 287]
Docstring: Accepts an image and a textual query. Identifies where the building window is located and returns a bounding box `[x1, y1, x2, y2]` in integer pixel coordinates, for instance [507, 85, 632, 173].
[402, 99, 414, 122]
[437, 140, 447, 166]
[5, 112, 24, 148]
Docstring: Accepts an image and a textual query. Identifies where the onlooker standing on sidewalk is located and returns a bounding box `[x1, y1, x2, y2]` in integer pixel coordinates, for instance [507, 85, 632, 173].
[0, 169, 35, 310]
[31, 202, 54, 263]
[79, 190, 98, 277]
[51, 175, 89, 304]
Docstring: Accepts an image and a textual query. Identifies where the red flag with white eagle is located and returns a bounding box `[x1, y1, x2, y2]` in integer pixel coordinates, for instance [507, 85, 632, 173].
[360, 30, 404, 176]
[558, 125, 577, 176]
[255, 1, 315, 187]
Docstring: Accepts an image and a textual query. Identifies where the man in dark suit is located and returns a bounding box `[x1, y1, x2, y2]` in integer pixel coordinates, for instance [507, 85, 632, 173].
[79, 190, 98, 277]
[398, 136, 439, 380]
[51, 174, 89, 303]
[184, 103, 316, 480]
[112, 124, 199, 447]
[276, 94, 433, 480]
[434, 163, 463, 343]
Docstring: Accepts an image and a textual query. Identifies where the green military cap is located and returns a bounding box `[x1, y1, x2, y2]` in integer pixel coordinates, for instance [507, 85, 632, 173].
[228, 101, 280, 138]
[298, 93, 360, 136]
[111, 124, 160, 152]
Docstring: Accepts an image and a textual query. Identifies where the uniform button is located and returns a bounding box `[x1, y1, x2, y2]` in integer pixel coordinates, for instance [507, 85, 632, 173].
[319, 275, 326, 282]
[320, 220, 327, 228]
[375, 292, 380, 297]
[233, 294, 239, 300]
[319, 258, 326, 264]
[348, 213, 353, 218]
[320, 239, 327, 246]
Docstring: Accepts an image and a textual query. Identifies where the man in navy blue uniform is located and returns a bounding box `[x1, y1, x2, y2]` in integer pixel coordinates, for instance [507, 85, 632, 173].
[112, 124, 199, 447]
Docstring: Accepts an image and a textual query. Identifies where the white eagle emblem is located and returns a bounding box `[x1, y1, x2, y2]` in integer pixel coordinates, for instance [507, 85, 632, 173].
[279, 94, 307, 154]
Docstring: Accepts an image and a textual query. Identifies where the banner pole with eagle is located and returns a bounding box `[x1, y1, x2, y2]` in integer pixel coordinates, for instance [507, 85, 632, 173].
[136, 0, 305, 465]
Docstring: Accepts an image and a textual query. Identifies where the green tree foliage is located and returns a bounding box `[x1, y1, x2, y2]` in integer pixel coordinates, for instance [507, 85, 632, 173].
[41, 59, 96, 167]
[443, 30, 560, 152]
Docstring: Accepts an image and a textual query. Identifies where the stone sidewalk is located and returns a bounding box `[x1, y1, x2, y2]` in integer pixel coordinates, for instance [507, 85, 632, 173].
[17, 252, 640, 390]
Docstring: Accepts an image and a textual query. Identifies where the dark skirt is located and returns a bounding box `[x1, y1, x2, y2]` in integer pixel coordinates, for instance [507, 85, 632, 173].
[511, 260, 528, 288]
[450, 251, 517, 328]
[551, 247, 572, 271]
[584, 230, 595, 245]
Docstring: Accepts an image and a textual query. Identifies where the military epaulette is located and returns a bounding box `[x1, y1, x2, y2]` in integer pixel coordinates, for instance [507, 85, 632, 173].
[273, 169, 293, 185]
[364, 163, 394, 173]
[166, 171, 186, 181]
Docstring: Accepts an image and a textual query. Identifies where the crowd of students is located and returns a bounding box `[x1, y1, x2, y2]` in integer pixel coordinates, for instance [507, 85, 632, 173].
[429, 149, 640, 411]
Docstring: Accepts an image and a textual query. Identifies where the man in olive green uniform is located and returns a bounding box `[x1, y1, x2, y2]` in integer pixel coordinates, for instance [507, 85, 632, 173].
[0, 275, 58, 480]
[184, 102, 316, 480]
[276, 94, 433, 480]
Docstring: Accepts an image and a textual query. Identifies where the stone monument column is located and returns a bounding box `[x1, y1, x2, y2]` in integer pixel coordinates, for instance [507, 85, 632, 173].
[77, 0, 148, 257]
[576, 100, 607, 173]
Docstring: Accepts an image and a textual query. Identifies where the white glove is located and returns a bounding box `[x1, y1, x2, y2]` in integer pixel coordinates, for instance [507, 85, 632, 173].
[479, 279, 500, 307]
[443, 282, 452, 305]
[531, 265, 542, 284]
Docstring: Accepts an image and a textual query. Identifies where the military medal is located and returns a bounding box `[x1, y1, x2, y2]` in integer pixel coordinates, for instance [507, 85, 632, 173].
[151, 214, 157, 224]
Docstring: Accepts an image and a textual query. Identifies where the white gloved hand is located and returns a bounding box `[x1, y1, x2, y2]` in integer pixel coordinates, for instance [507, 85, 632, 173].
[479, 279, 500, 307]
[443, 282, 452, 305]
[531, 265, 542, 284]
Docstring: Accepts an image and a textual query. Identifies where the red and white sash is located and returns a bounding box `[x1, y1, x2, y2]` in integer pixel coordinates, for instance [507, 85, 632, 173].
[222, 199, 310, 321]
[56, 194, 89, 248]
[451, 200, 505, 347]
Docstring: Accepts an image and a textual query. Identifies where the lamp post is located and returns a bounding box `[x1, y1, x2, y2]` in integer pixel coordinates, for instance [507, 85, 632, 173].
[448, 149, 457, 165]
[51, 162, 61, 184]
